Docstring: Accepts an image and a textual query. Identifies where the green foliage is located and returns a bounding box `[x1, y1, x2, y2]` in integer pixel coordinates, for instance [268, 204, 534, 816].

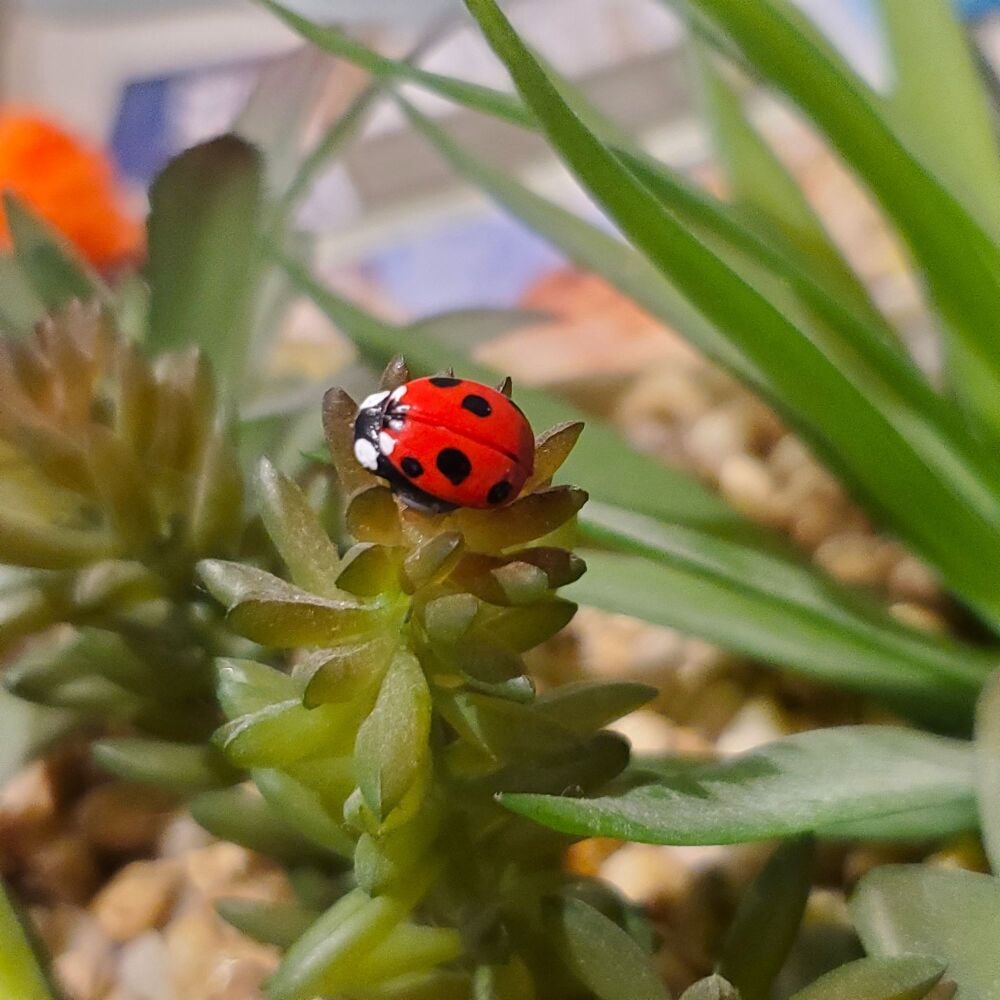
[3, 0, 1000, 992]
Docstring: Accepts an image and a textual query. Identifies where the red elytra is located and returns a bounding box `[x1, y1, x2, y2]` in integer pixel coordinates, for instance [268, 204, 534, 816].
[373, 376, 535, 510]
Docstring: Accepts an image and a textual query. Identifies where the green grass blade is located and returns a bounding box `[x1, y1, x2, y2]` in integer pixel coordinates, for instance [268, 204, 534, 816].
[460, 0, 1000, 632]
[678, 0, 1000, 436]
[877, 0, 1000, 235]
[578, 503, 993, 711]
[146, 136, 265, 406]
[0, 880, 61, 1000]
[501, 727, 977, 844]
[571, 549, 978, 724]
[261, 0, 530, 128]
[689, 40, 879, 325]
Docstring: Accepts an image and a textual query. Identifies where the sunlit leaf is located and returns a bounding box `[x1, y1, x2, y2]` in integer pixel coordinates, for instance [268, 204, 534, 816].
[502, 727, 976, 844]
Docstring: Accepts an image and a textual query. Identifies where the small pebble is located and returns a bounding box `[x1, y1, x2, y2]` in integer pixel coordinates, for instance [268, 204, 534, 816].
[90, 860, 182, 942]
[715, 697, 789, 756]
[889, 602, 947, 634]
[601, 845, 691, 905]
[611, 710, 676, 755]
[717, 455, 780, 523]
[117, 931, 172, 1000]
[814, 532, 896, 586]
[684, 406, 751, 475]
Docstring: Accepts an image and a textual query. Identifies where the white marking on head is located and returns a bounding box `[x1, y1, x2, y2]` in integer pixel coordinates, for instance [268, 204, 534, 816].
[353, 438, 379, 470]
[379, 431, 396, 455]
[388, 417, 405, 430]
[360, 390, 390, 411]
[389, 385, 407, 402]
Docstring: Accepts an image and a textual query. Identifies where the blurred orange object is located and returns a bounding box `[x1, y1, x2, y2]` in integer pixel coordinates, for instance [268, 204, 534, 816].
[0, 109, 143, 270]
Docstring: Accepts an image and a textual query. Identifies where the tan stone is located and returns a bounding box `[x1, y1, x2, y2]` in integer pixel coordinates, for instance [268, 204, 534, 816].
[718, 454, 780, 523]
[814, 532, 896, 586]
[91, 860, 182, 942]
[601, 844, 692, 906]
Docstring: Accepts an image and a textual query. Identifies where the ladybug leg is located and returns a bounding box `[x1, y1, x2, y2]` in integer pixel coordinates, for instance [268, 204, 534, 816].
[391, 479, 459, 515]
[496, 376, 513, 397]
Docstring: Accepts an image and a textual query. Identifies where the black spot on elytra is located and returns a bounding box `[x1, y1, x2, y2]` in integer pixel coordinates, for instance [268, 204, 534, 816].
[400, 456, 424, 479]
[461, 393, 492, 418]
[429, 376, 461, 388]
[436, 447, 472, 485]
[487, 479, 512, 505]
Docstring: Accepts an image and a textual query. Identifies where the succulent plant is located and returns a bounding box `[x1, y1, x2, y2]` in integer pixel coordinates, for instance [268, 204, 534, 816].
[0, 302, 245, 750]
[194, 358, 668, 999]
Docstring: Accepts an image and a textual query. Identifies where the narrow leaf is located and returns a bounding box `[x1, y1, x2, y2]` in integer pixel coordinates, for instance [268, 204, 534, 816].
[877, 0, 1000, 235]
[719, 837, 814, 1000]
[548, 895, 669, 1000]
[354, 650, 431, 819]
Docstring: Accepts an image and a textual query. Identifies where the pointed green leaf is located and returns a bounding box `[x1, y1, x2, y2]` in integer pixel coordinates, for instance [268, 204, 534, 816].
[190, 785, 331, 864]
[354, 650, 431, 820]
[877, 0, 1000, 236]
[256, 456, 343, 597]
[216, 897, 319, 949]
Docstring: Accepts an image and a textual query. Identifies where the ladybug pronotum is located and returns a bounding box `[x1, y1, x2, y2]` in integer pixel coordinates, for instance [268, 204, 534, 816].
[352, 374, 535, 513]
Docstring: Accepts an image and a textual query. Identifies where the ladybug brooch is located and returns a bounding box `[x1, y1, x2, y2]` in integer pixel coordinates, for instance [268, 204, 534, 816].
[352, 373, 535, 513]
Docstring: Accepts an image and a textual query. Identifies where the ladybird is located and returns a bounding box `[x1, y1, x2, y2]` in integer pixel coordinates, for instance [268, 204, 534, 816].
[352, 374, 535, 513]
